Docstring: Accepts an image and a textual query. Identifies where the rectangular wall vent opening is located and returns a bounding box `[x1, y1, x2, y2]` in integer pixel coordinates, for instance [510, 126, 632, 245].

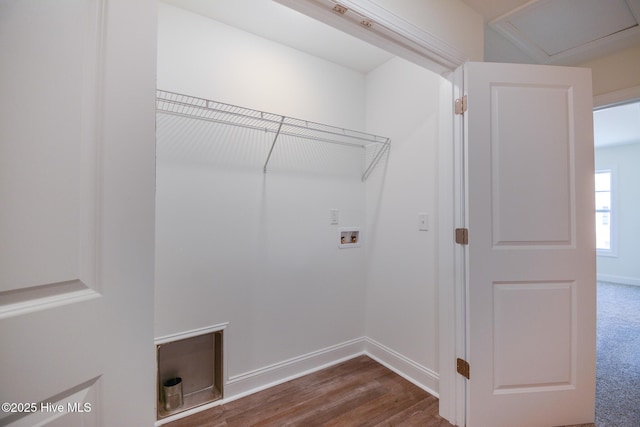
[156, 329, 223, 419]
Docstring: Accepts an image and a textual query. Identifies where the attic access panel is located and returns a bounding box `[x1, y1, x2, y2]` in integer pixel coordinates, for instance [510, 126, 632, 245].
[490, 0, 640, 64]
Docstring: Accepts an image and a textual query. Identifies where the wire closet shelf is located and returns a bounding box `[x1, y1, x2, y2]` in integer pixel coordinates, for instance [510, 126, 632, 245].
[156, 90, 391, 181]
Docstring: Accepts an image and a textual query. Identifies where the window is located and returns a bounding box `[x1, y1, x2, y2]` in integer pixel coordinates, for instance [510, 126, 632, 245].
[595, 170, 613, 253]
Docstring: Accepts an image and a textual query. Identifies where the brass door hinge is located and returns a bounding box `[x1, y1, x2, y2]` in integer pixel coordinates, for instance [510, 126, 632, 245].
[455, 95, 467, 115]
[457, 358, 470, 379]
[455, 228, 468, 245]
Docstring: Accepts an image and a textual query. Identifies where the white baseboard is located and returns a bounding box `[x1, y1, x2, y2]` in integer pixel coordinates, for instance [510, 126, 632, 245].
[156, 336, 440, 425]
[363, 337, 439, 398]
[224, 337, 440, 401]
[224, 337, 367, 399]
[598, 274, 640, 287]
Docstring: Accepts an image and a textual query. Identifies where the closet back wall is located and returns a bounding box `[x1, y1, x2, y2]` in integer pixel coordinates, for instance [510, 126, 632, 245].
[156, 3, 369, 393]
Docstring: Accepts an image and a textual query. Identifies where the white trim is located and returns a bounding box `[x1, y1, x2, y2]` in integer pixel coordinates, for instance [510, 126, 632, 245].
[593, 85, 640, 109]
[435, 64, 467, 427]
[437, 69, 460, 424]
[597, 274, 640, 287]
[364, 338, 439, 397]
[335, 0, 466, 69]
[154, 323, 228, 345]
[453, 64, 469, 427]
[0, 280, 100, 320]
[225, 337, 366, 397]
[596, 250, 618, 258]
[273, 0, 466, 75]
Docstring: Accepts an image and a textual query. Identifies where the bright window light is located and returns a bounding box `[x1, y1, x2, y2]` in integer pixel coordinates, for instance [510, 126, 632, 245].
[595, 170, 612, 251]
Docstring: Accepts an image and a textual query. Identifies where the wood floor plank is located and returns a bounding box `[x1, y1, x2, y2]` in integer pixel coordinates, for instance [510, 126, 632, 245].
[225, 359, 386, 425]
[376, 397, 448, 427]
[164, 355, 454, 427]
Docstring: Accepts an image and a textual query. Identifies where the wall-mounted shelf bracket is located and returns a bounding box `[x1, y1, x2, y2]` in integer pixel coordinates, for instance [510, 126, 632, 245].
[263, 116, 285, 173]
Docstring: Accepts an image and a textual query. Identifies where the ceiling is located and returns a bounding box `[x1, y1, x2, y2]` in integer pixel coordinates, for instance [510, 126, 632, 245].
[461, 0, 640, 65]
[161, 0, 640, 70]
[160, 0, 393, 74]
[160, 0, 640, 147]
[459, 0, 640, 147]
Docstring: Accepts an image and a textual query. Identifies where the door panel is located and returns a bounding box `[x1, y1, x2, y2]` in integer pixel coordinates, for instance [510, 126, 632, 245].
[493, 281, 574, 392]
[0, 1, 156, 425]
[491, 84, 573, 247]
[464, 62, 596, 427]
[0, 0, 99, 309]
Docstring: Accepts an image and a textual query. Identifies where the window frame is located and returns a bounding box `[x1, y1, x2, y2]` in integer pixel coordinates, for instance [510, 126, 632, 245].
[595, 168, 617, 257]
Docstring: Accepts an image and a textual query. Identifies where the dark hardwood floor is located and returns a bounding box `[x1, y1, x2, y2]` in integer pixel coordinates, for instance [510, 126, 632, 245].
[165, 355, 454, 427]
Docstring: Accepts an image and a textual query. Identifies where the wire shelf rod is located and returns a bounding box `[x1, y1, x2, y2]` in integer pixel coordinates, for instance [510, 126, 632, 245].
[157, 110, 277, 135]
[156, 90, 391, 180]
[157, 110, 373, 149]
[158, 101, 389, 147]
[157, 90, 389, 147]
[160, 98, 275, 124]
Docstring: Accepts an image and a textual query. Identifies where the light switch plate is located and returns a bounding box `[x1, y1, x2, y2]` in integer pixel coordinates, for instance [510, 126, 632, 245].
[419, 213, 428, 231]
[330, 209, 339, 225]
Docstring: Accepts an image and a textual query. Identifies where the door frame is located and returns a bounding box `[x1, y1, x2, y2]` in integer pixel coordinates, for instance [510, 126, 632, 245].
[593, 86, 640, 109]
[446, 66, 468, 426]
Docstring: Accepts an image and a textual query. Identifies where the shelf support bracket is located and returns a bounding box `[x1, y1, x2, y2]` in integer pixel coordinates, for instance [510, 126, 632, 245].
[263, 116, 285, 173]
[361, 140, 390, 181]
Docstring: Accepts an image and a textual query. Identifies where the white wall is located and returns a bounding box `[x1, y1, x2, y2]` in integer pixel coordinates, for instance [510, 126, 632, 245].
[156, 3, 369, 393]
[364, 57, 442, 391]
[157, 4, 364, 127]
[595, 142, 640, 286]
[579, 46, 640, 99]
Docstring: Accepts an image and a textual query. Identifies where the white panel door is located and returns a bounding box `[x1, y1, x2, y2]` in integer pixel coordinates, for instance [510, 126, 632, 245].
[463, 62, 596, 427]
[0, 1, 156, 426]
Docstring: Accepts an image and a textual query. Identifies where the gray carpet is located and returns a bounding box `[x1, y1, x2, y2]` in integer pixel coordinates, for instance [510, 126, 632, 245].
[596, 281, 640, 427]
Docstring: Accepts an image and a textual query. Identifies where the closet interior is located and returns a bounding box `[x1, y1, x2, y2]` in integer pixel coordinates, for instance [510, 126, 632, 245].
[155, 0, 446, 422]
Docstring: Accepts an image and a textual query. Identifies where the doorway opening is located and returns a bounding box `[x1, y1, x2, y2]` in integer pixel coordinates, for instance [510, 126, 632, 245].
[593, 100, 640, 426]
